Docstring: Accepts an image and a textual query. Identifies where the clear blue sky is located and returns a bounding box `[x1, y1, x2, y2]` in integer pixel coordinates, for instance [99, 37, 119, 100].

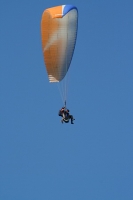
[0, 0, 133, 199]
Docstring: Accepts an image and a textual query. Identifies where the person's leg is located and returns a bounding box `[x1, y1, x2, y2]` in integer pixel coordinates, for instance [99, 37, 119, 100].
[69, 115, 74, 124]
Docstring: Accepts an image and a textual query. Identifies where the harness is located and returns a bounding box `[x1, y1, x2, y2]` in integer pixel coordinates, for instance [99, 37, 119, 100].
[61, 101, 70, 123]
[62, 112, 69, 123]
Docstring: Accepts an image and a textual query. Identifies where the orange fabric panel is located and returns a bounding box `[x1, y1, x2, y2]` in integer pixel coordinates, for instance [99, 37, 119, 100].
[47, 6, 62, 18]
[41, 10, 61, 81]
[41, 11, 58, 50]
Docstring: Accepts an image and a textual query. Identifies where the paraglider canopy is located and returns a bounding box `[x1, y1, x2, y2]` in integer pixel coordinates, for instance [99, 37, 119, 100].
[41, 5, 78, 82]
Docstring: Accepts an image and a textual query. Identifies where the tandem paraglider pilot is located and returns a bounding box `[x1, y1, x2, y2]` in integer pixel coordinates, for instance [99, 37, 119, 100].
[58, 107, 75, 124]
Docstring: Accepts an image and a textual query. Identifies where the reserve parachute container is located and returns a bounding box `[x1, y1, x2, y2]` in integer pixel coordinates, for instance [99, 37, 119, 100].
[41, 5, 78, 104]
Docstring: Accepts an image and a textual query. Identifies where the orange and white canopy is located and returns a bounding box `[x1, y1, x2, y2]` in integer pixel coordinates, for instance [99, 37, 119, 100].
[41, 5, 78, 82]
